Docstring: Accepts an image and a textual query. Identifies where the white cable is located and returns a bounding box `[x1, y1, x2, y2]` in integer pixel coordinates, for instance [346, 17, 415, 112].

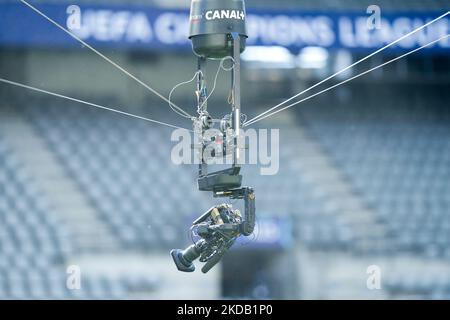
[168, 57, 234, 119]
[168, 71, 202, 119]
[244, 34, 450, 127]
[0, 77, 192, 131]
[19, 0, 192, 119]
[245, 11, 450, 126]
[199, 56, 235, 111]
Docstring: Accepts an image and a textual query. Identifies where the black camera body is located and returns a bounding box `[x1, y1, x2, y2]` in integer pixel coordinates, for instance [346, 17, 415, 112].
[171, 203, 246, 273]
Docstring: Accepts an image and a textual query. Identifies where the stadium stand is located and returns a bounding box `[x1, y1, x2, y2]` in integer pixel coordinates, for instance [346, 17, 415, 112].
[23, 98, 213, 250]
[0, 135, 72, 299]
[0, 127, 160, 299]
[299, 83, 450, 259]
[4, 78, 445, 299]
[0, 73, 448, 299]
[22, 96, 353, 252]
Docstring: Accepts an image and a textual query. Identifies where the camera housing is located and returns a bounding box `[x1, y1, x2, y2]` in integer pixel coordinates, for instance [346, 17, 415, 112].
[171, 203, 252, 273]
[189, 0, 247, 58]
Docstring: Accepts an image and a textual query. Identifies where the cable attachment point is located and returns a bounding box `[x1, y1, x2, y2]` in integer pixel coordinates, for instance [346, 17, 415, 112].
[220, 114, 232, 133]
[200, 112, 213, 130]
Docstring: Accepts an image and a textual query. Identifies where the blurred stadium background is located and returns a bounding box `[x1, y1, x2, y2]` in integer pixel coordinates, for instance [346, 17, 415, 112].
[0, 0, 449, 299]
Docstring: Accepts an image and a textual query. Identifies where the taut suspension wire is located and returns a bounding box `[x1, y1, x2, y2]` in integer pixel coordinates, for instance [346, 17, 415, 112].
[244, 34, 450, 127]
[19, 0, 193, 119]
[0, 77, 192, 131]
[244, 11, 450, 126]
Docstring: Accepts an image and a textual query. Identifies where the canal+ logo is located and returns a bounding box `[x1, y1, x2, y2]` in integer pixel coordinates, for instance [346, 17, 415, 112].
[191, 9, 245, 22]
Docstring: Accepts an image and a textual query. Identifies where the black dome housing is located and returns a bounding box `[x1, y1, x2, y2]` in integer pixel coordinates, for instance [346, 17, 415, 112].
[189, 0, 247, 58]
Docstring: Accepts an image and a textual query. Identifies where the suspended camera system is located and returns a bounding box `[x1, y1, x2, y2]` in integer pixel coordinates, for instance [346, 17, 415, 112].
[2, 0, 447, 276]
[170, 0, 256, 274]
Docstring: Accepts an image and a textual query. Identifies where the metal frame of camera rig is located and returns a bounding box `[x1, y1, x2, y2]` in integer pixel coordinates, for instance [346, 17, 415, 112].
[171, 32, 256, 273]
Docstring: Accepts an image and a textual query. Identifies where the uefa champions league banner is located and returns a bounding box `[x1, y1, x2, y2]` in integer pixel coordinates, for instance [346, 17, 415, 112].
[0, 2, 449, 52]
